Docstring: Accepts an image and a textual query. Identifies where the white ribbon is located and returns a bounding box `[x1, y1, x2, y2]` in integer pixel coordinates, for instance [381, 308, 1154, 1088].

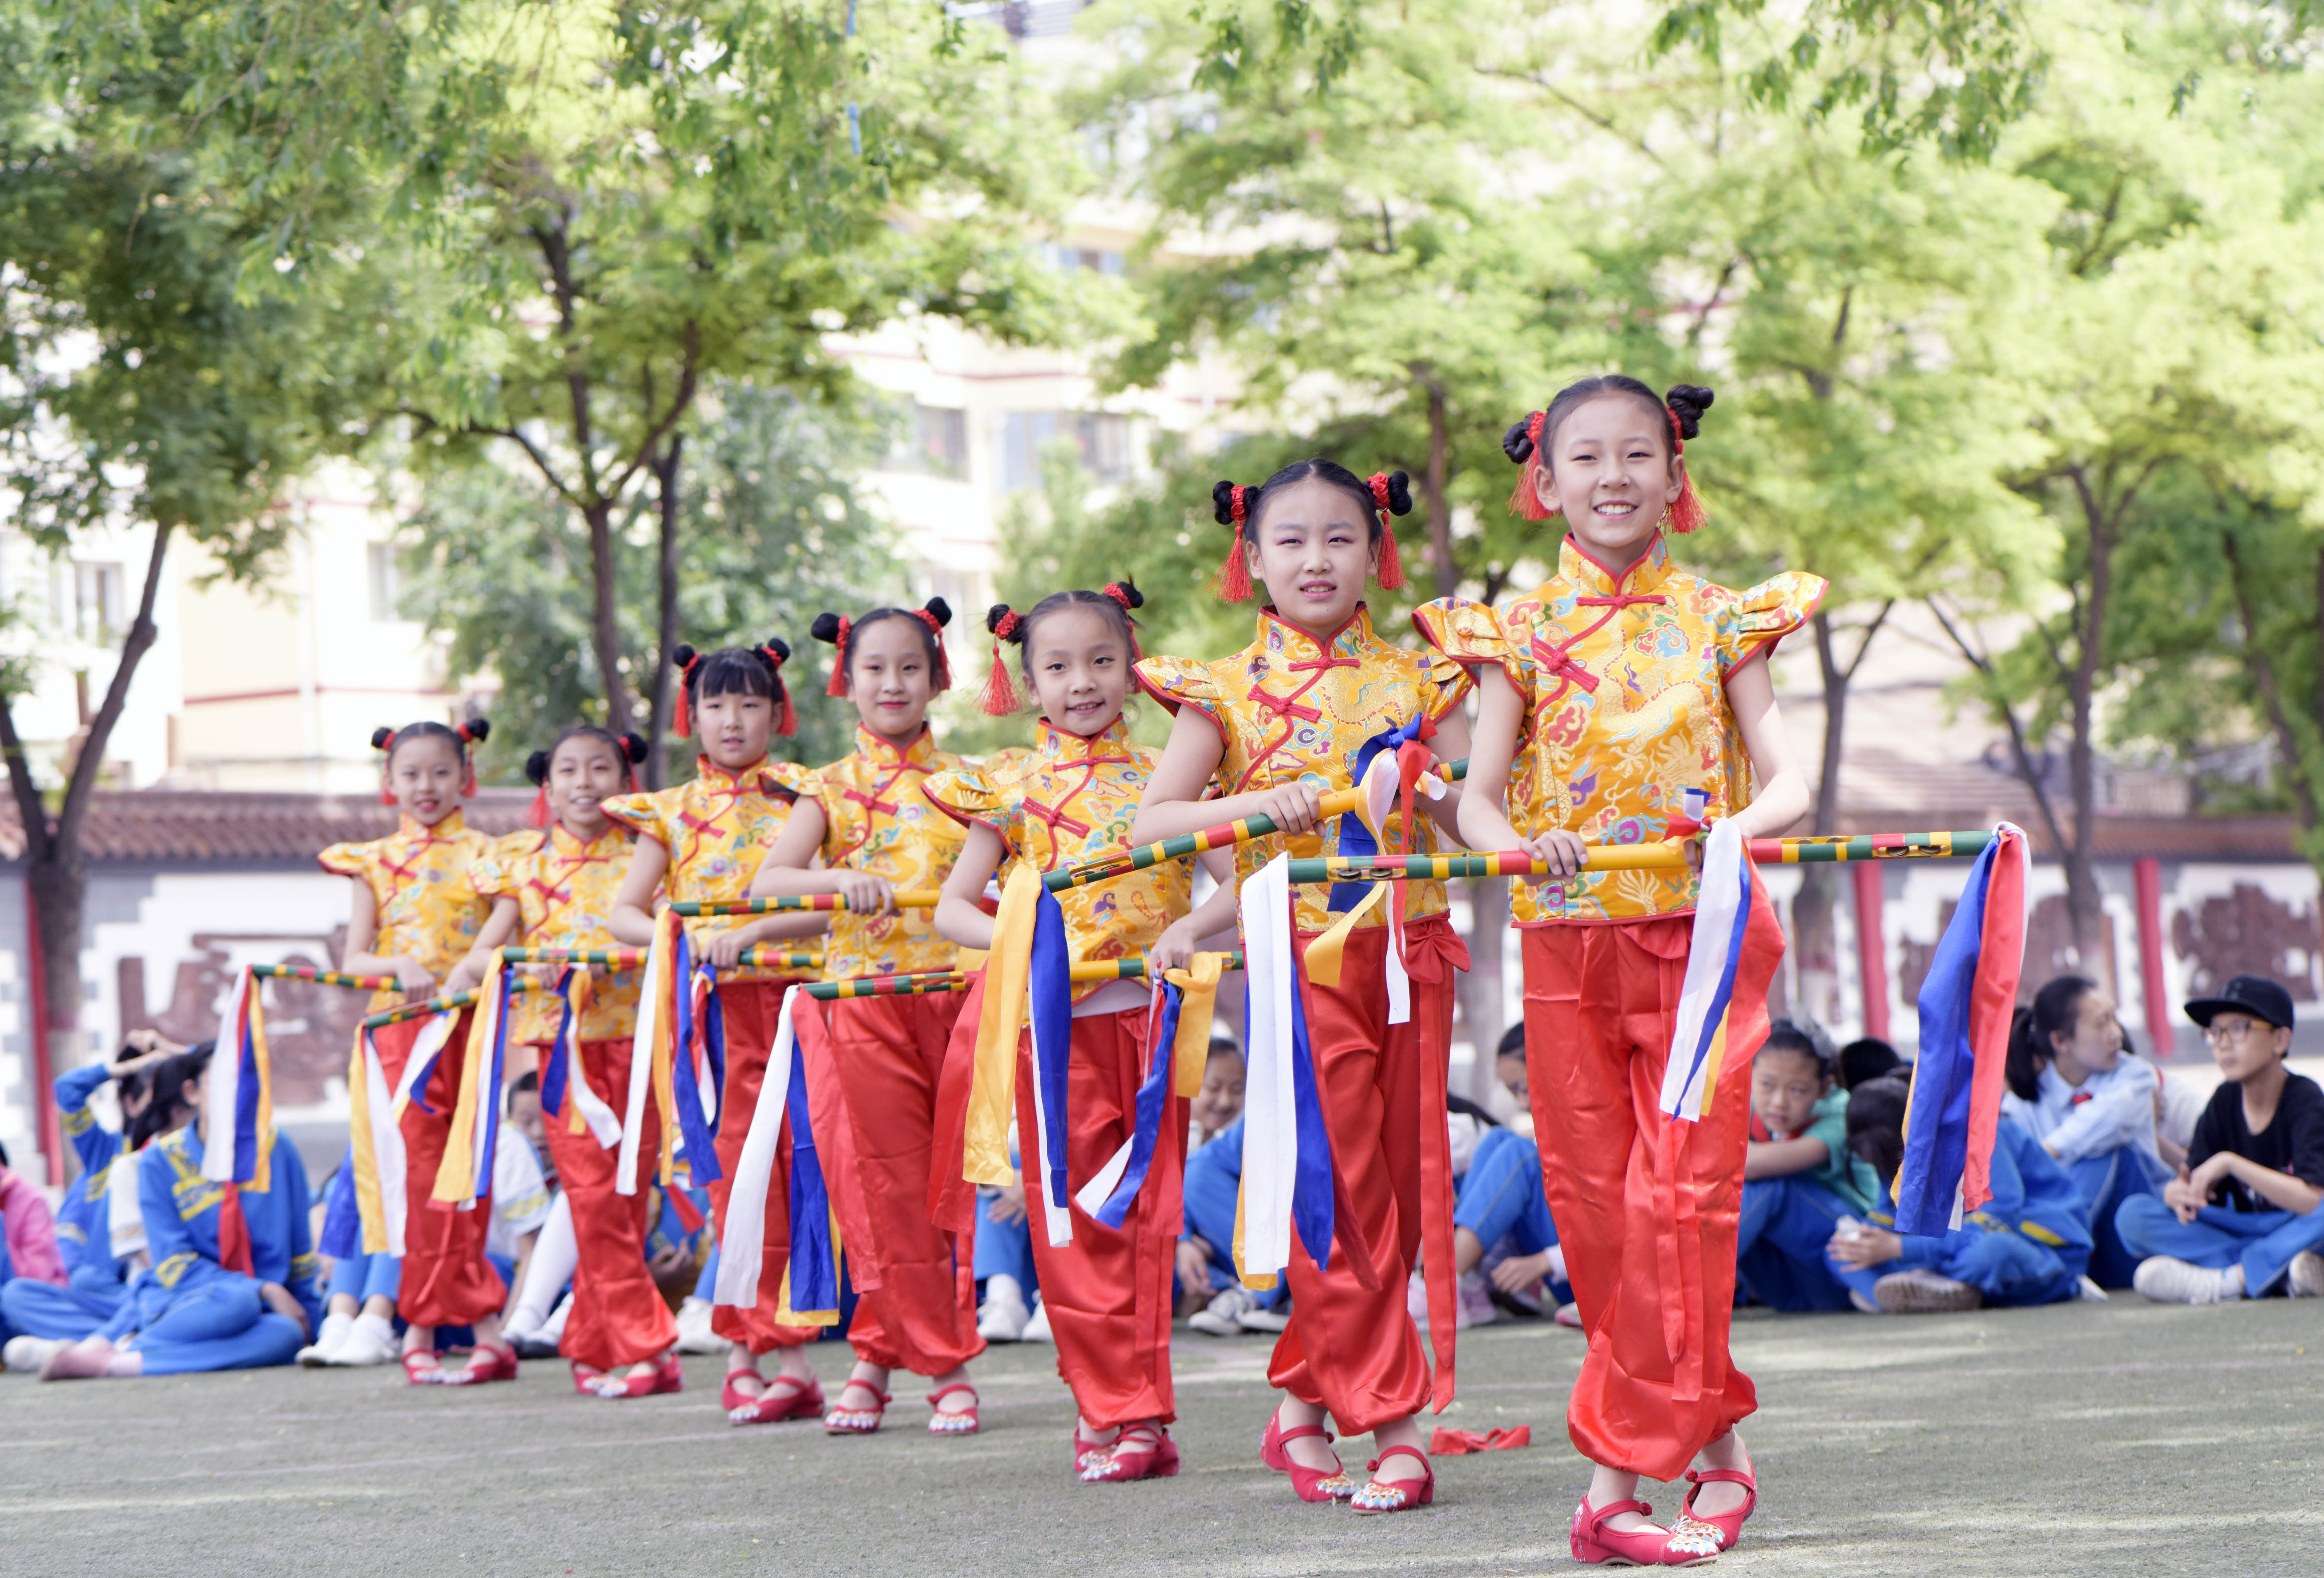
[713, 986, 799, 1308]
[1237, 854, 1298, 1284]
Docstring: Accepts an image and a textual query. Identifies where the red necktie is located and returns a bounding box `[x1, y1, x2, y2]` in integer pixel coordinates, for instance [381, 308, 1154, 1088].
[217, 1182, 256, 1275]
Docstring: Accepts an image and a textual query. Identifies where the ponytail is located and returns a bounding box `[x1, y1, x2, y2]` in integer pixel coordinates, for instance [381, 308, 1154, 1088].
[2006, 975, 2096, 1102]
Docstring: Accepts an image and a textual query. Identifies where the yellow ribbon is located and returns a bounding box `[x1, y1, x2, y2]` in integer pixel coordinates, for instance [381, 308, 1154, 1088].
[1163, 952, 1225, 1098]
[247, 980, 275, 1193]
[1302, 882, 1387, 988]
[652, 908, 684, 1188]
[347, 1026, 388, 1254]
[433, 953, 506, 1205]
[773, 1207, 845, 1327]
[963, 865, 1041, 1188]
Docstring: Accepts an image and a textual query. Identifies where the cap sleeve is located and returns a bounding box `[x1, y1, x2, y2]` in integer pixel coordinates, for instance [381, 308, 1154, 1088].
[1411, 597, 1522, 689]
[1717, 571, 1827, 679]
[468, 832, 537, 903]
[600, 788, 669, 848]
[1135, 655, 1225, 735]
[757, 760, 813, 803]
[1422, 646, 1473, 721]
[922, 765, 1019, 850]
[317, 840, 376, 881]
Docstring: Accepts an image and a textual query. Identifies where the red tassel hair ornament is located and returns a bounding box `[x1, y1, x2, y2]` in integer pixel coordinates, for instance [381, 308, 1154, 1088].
[526, 787, 552, 828]
[914, 607, 952, 691]
[1366, 472, 1407, 590]
[1663, 405, 1708, 535]
[760, 643, 797, 737]
[670, 647, 704, 738]
[373, 727, 398, 805]
[1211, 482, 1254, 602]
[1507, 411, 1554, 521]
[454, 719, 485, 796]
[823, 615, 852, 697]
[981, 607, 1023, 716]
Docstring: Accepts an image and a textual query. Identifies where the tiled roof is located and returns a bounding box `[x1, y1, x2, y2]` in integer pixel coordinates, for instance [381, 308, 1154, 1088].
[0, 789, 539, 863]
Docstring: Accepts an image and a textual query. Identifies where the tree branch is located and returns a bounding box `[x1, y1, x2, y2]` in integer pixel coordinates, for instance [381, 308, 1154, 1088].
[2222, 530, 2322, 830]
[55, 523, 171, 842]
[0, 690, 51, 866]
[605, 325, 702, 502]
[1927, 594, 2074, 860]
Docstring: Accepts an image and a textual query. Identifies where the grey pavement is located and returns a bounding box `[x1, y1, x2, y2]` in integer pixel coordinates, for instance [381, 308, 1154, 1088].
[1, 1297, 2318, 1576]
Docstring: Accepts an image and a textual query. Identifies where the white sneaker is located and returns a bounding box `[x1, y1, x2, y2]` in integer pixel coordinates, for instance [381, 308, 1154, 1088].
[674, 1296, 730, 1354]
[1021, 1298, 1053, 1343]
[977, 1274, 1031, 1342]
[2074, 1275, 2111, 1302]
[2288, 1251, 2324, 1299]
[2133, 1255, 2236, 1305]
[4, 1335, 65, 1374]
[297, 1310, 355, 1367]
[326, 1312, 400, 1367]
[1237, 1298, 1289, 1334]
[1189, 1286, 1254, 1337]
[1456, 1270, 1499, 1329]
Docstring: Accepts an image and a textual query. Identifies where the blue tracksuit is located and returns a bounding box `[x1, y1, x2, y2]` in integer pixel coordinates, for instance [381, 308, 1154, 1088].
[99, 1126, 324, 1373]
[970, 1148, 1037, 1296]
[57, 1063, 125, 1179]
[1831, 1119, 2092, 1307]
[1453, 1126, 1570, 1303]
[0, 1068, 137, 1340]
[1179, 1119, 1283, 1310]
[2115, 1195, 2324, 1297]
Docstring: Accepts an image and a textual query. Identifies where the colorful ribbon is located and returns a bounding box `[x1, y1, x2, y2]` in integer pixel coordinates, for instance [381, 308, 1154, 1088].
[617, 906, 680, 1197]
[1076, 977, 1183, 1230]
[1025, 883, 1075, 1250]
[962, 867, 1041, 1189]
[669, 930, 726, 1186]
[201, 966, 274, 1193]
[712, 986, 842, 1324]
[1233, 854, 1341, 1287]
[541, 968, 624, 1147]
[432, 954, 513, 1210]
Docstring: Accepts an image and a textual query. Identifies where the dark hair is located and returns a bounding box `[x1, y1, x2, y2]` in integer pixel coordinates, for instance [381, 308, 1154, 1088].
[1757, 1018, 1834, 1084]
[1495, 1023, 1527, 1061]
[1205, 1036, 1243, 1066]
[371, 717, 488, 765]
[811, 600, 953, 695]
[981, 583, 1145, 715]
[511, 1069, 540, 1096]
[1214, 461, 1410, 548]
[1845, 1073, 1911, 1188]
[669, 640, 796, 738]
[129, 1041, 215, 1152]
[1837, 1037, 1903, 1091]
[525, 726, 649, 788]
[1502, 378, 1713, 468]
[2006, 975, 2097, 1102]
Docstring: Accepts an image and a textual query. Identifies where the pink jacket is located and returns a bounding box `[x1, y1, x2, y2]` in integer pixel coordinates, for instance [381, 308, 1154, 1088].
[0, 1167, 65, 1285]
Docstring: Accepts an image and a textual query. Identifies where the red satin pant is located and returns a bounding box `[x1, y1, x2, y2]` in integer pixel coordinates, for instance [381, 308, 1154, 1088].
[1017, 1005, 1185, 1430]
[827, 994, 983, 1377]
[1521, 919, 1758, 1481]
[538, 1036, 676, 1370]
[374, 1009, 504, 1330]
[707, 981, 817, 1355]
[1267, 919, 1460, 1436]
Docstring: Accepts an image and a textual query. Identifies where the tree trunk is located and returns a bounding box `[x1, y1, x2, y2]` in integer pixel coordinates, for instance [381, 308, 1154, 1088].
[583, 496, 635, 737]
[1423, 379, 1455, 598]
[2064, 477, 2116, 988]
[645, 433, 685, 789]
[1454, 877, 1510, 1104]
[1791, 610, 1853, 1025]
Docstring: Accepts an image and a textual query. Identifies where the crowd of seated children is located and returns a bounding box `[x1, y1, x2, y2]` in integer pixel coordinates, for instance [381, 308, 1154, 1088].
[2121, 975, 2324, 1304]
[1727, 1021, 1885, 1313]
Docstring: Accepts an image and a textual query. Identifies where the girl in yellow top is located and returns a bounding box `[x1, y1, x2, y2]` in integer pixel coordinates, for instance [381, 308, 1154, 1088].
[926, 581, 1240, 1484]
[1133, 462, 1472, 1515]
[606, 641, 829, 1425]
[750, 599, 981, 1436]
[449, 725, 680, 1401]
[1415, 378, 1819, 1564]
[324, 718, 509, 1384]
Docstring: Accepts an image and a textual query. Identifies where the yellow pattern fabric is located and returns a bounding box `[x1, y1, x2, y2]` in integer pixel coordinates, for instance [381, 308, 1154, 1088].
[1413, 531, 1825, 922]
[1136, 604, 1471, 936]
[319, 811, 495, 1011]
[470, 824, 644, 1042]
[602, 755, 808, 984]
[923, 717, 1191, 1004]
[806, 725, 966, 981]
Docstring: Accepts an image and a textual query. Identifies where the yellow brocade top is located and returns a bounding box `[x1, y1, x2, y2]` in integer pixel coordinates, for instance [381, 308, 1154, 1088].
[1413, 531, 1824, 922]
[1136, 604, 1472, 936]
[469, 824, 643, 1043]
[807, 725, 966, 982]
[923, 718, 1192, 1004]
[602, 755, 809, 985]
[318, 811, 494, 1011]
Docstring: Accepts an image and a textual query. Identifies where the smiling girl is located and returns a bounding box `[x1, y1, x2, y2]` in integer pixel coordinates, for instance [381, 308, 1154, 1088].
[925, 581, 1239, 1484]
[750, 600, 983, 1437]
[1416, 378, 1821, 1564]
[1132, 462, 1472, 1515]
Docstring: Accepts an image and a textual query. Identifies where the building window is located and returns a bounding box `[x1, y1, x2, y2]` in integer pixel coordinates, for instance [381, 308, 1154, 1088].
[1037, 243, 1126, 277]
[73, 562, 123, 644]
[890, 402, 968, 479]
[995, 411, 1132, 491]
[367, 542, 403, 622]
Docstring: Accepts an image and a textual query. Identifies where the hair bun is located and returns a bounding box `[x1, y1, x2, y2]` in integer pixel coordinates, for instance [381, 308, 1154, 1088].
[370, 726, 396, 752]
[810, 612, 845, 645]
[620, 732, 649, 765]
[465, 717, 490, 744]
[1211, 481, 1239, 525]
[922, 597, 953, 628]
[986, 603, 1018, 638]
[1502, 418, 1538, 465]
[1112, 576, 1144, 610]
[763, 636, 790, 665]
[1382, 470, 1413, 517]
[1665, 384, 1715, 439]
[672, 642, 698, 669]
[525, 749, 551, 786]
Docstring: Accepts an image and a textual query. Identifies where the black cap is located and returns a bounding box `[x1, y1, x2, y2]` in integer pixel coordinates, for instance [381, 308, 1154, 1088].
[2183, 974, 2296, 1032]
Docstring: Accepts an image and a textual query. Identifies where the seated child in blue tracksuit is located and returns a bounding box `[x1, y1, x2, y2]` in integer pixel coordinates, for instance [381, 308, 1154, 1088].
[2000, 974, 2168, 1287]
[1447, 1025, 1568, 1321]
[1826, 1074, 2092, 1313]
[40, 1045, 323, 1379]
[2119, 975, 2324, 1304]
[1734, 1021, 1885, 1312]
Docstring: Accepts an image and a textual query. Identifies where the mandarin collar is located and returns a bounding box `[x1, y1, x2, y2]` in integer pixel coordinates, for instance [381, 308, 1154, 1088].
[1556, 530, 1671, 598]
[548, 820, 626, 858]
[693, 753, 768, 791]
[400, 809, 467, 841]
[1035, 715, 1136, 762]
[853, 723, 939, 769]
[1257, 602, 1375, 659]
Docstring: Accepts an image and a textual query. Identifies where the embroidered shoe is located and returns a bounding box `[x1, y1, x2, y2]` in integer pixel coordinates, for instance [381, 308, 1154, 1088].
[1348, 1446, 1434, 1514]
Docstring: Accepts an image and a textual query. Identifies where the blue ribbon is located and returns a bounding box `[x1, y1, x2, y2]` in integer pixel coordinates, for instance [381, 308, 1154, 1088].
[1094, 981, 1179, 1230]
[784, 1038, 839, 1313]
[1896, 835, 2004, 1236]
[232, 1002, 264, 1183]
[1327, 714, 1432, 912]
[1670, 858, 1753, 1114]
[318, 1144, 361, 1259]
[1029, 885, 1074, 1221]
[1286, 970, 1337, 1271]
[540, 968, 577, 1121]
[669, 927, 726, 1185]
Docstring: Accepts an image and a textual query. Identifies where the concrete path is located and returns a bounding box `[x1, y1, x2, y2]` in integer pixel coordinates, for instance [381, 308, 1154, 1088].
[1, 1297, 2316, 1575]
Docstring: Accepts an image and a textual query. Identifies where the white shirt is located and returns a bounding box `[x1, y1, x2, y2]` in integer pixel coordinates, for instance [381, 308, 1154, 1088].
[2001, 1056, 2171, 1186]
[487, 1130, 554, 1260]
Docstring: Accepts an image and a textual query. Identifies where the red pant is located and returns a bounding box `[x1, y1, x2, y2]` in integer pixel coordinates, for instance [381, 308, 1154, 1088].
[1017, 1006, 1185, 1430]
[1521, 919, 1768, 1480]
[539, 1036, 676, 1370]
[374, 1010, 504, 1330]
[708, 981, 816, 1355]
[826, 993, 983, 1378]
[1266, 917, 1464, 1435]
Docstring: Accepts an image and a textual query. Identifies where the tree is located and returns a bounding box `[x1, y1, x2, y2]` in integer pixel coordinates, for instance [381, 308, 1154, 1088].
[0, 17, 375, 1147]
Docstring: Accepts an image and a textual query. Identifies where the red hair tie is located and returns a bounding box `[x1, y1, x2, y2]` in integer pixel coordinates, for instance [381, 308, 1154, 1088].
[915, 608, 952, 691]
[980, 608, 1023, 716]
[823, 615, 852, 697]
[671, 649, 705, 738]
[1102, 582, 1133, 610]
[527, 786, 552, 828]
[1214, 485, 1252, 602]
[761, 643, 797, 737]
[373, 728, 398, 805]
[1507, 411, 1554, 521]
[1366, 472, 1406, 591]
[1664, 406, 1708, 535]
